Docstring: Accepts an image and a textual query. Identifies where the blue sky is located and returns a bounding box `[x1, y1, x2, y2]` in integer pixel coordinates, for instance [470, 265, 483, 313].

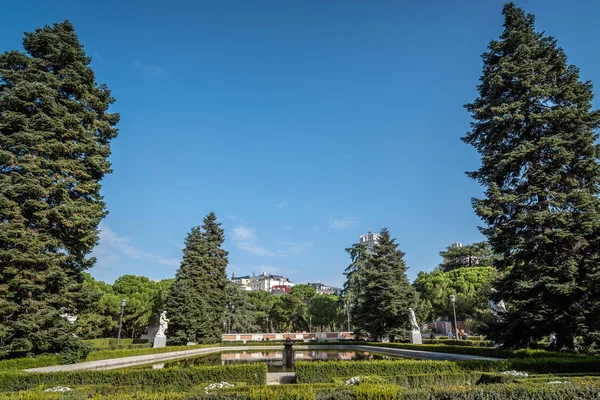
[2, 1, 600, 287]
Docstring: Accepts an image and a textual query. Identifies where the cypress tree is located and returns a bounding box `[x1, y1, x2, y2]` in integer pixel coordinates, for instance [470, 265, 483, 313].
[351, 228, 419, 341]
[165, 213, 228, 344]
[0, 22, 119, 357]
[463, 3, 600, 349]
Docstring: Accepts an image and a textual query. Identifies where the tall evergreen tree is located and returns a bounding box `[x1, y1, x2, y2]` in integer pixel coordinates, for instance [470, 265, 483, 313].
[463, 3, 600, 349]
[438, 242, 497, 272]
[350, 228, 419, 341]
[0, 22, 119, 357]
[165, 213, 228, 344]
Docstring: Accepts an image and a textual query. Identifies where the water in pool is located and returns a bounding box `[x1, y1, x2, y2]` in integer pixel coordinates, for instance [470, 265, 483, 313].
[143, 349, 398, 372]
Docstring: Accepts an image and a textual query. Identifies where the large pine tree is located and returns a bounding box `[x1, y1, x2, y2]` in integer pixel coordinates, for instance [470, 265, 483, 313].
[350, 228, 419, 341]
[0, 22, 119, 357]
[165, 213, 229, 344]
[463, 3, 600, 349]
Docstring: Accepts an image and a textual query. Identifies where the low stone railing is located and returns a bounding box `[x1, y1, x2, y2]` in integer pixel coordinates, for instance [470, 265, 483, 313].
[222, 332, 354, 342]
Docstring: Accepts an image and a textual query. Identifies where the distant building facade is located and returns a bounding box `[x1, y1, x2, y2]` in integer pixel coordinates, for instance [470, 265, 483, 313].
[360, 231, 380, 253]
[308, 282, 342, 295]
[231, 272, 294, 292]
[271, 285, 292, 296]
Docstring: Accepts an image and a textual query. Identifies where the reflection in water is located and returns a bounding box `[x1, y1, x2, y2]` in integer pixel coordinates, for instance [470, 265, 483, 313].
[151, 350, 397, 373]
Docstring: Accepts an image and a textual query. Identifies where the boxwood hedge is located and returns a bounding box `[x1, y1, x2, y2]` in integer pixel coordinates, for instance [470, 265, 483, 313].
[0, 363, 266, 392]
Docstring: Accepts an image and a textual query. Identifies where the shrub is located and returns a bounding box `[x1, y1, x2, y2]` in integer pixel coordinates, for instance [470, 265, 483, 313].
[84, 343, 219, 362]
[421, 340, 494, 348]
[0, 364, 266, 392]
[0, 356, 61, 371]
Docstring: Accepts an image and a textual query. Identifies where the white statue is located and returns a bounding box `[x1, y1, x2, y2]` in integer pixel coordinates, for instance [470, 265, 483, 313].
[156, 311, 169, 337]
[59, 310, 77, 324]
[408, 308, 420, 332]
[488, 289, 507, 315]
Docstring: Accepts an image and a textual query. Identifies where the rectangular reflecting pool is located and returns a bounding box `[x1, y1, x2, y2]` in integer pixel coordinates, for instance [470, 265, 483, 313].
[138, 349, 401, 373]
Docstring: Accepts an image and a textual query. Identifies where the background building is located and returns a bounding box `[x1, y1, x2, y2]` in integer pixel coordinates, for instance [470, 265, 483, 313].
[308, 281, 341, 295]
[231, 272, 294, 292]
[360, 231, 380, 253]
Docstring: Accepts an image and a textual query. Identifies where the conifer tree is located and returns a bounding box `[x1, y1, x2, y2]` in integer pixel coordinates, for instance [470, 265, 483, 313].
[165, 213, 228, 344]
[350, 228, 419, 341]
[0, 21, 119, 357]
[463, 3, 600, 349]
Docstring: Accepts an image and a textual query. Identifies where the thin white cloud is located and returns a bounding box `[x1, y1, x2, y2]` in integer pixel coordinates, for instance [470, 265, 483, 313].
[312, 226, 321, 232]
[92, 222, 180, 268]
[231, 226, 284, 257]
[258, 265, 282, 275]
[281, 224, 292, 231]
[227, 215, 246, 223]
[276, 201, 288, 209]
[278, 241, 314, 254]
[167, 239, 184, 250]
[328, 216, 360, 229]
[93, 52, 108, 65]
[133, 60, 169, 78]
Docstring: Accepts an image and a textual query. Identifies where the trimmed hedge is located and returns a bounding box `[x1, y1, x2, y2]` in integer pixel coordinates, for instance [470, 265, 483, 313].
[83, 338, 150, 348]
[367, 342, 579, 359]
[0, 356, 62, 371]
[421, 339, 494, 347]
[296, 357, 600, 383]
[85, 343, 219, 362]
[295, 360, 497, 383]
[0, 364, 266, 392]
[3, 380, 600, 399]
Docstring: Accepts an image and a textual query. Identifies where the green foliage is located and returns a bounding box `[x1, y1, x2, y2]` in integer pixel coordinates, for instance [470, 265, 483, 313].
[0, 355, 61, 371]
[346, 228, 421, 341]
[310, 295, 345, 332]
[438, 242, 497, 272]
[421, 339, 494, 347]
[413, 267, 496, 322]
[166, 213, 229, 344]
[84, 343, 218, 362]
[463, 3, 600, 349]
[0, 363, 266, 392]
[225, 282, 258, 333]
[279, 284, 317, 332]
[0, 21, 119, 359]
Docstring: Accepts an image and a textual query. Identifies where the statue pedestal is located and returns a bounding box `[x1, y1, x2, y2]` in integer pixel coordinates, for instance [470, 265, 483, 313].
[153, 335, 166, 348]
[409, 330, 422, 344]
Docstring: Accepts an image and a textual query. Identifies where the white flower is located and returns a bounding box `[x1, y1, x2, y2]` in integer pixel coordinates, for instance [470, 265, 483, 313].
[345, 376, 361, 386]
[44, 386, 72, 392]
[501, 370, 529, 377]
[204, 381, 235, 394]
[548, 381, 570, 384]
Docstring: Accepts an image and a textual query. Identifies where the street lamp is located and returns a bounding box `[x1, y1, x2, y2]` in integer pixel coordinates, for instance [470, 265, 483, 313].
[344, 301, 351, 332]
[227, 303, 235, 334]
[309, 315, 312, 333]
[450, 295, 458, 339]
[117, 299, 126, 346]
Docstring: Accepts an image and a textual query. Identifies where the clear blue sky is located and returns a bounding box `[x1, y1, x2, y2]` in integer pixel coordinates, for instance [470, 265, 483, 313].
[2, 1, 599, 287]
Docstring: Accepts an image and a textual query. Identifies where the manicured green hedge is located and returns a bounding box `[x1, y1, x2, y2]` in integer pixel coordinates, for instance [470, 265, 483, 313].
[85, 343, 219, 362]
[295, 360, 498, 383]
[296, 357, 600, 383]
[0, 364, 266, 392]
[368, 342, 578, 359]
[83, 338, 150, 348]
[421, 339, 494, 347]
[4, 380, 600, 399]
[0, 356, 62, 371]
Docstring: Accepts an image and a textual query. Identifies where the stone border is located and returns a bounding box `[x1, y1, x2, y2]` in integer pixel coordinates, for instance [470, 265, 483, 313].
[25, 344, 500, 373]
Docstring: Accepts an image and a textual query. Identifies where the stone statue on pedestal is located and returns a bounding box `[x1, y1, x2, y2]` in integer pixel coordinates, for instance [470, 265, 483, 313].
[488, 289, 507, 316]
[408, 308, 422, 344]
[153, 311, 169, 348]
